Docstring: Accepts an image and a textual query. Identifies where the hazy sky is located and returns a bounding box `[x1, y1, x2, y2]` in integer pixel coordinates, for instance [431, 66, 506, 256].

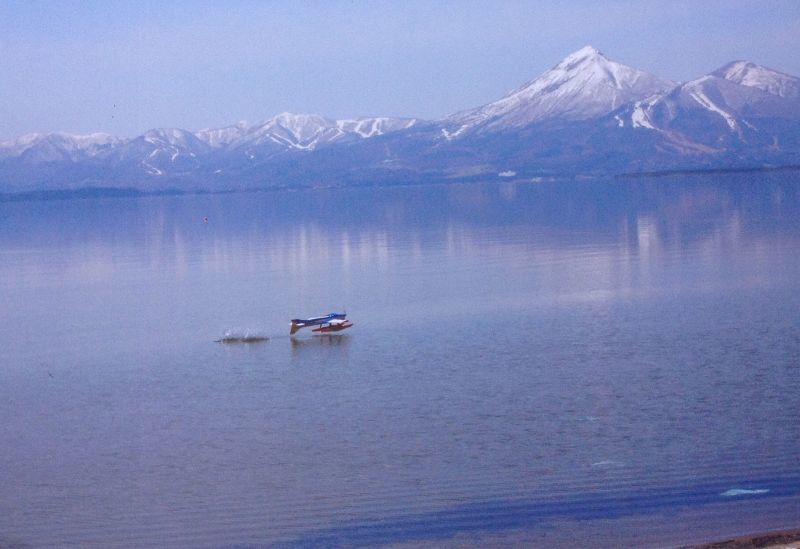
[1, 0, 798, 139]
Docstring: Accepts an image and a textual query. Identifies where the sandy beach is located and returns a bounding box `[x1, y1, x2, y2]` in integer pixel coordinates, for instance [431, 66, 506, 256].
[689, 529, 800, 548]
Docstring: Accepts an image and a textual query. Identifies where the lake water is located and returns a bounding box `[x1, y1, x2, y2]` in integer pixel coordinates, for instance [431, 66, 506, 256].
[1, 174, 799, 547]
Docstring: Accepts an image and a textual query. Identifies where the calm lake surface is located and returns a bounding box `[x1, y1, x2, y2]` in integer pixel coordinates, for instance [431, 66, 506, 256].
[1, 174, 799, 547]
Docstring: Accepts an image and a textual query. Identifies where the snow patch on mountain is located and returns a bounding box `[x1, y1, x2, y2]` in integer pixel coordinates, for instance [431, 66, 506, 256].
[143, 128, 199, 148]
[441, 125, 469, 140]
[336, 117, 417, 138]
[685, 77, 739, 130]
[142, 161, 164, 176]
[630, 95, 662, 130]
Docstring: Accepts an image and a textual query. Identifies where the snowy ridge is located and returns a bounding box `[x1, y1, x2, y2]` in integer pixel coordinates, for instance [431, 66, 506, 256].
[195, 113, 417, 152]
[713, 61, 800, 99]
[0, 113, 418, 166]
[142, 128, 200, 149]
[616, 58, 800, 140]
[129, 128, 208, 174]
[243, 113, 339, 150]
[0, 132, 120, 160]
[195, 122, 250, 148]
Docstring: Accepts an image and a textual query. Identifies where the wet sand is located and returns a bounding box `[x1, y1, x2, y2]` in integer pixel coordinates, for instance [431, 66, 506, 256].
[689, 528, 800, 548]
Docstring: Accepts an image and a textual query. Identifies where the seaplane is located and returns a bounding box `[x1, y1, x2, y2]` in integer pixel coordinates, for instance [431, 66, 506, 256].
[290, 312, 353, 335]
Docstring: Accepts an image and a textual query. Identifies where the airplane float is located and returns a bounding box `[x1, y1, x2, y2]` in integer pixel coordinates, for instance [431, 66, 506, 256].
[290, 312, 353, 335]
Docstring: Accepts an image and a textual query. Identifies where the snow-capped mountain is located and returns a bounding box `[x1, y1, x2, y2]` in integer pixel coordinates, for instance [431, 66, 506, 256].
[196, 113, 418, 155]
[1, 46, 798, 195]
[442, 46, 674, 138]
[713, 61, 800, 99]
[194, 121, 251, 148]
[0, 113, 418, 186]
[0, 132, 120, 162]
[233, 113, 343, 152]
[614, 59, 800, 153]
[112, 128, 211, 176]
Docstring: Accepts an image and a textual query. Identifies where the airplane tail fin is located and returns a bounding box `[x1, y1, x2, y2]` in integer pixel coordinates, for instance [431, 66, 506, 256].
[290, 320, 301, 335]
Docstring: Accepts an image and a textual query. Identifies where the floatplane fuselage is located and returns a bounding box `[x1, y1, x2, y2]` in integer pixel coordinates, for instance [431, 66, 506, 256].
[290, 312, 353, 335]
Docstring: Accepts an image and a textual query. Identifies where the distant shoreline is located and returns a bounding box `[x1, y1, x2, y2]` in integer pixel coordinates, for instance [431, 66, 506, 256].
[618, 164, 800, 179]
[687, 527, 800, 548]
[2, 164, 799, 203]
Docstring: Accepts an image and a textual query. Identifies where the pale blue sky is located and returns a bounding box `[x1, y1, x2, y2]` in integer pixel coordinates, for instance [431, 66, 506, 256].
[1, 0, 798, 139]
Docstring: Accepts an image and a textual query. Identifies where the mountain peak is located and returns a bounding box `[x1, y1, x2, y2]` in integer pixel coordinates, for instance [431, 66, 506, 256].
[557, 45, 604, 68]
[712, 60, 800, 98]
[445, 46, 673, 134]
[273, 112, 328, 123]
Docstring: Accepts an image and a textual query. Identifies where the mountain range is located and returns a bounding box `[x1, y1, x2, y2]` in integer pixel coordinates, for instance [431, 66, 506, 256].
[2, 46, 799, 195]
